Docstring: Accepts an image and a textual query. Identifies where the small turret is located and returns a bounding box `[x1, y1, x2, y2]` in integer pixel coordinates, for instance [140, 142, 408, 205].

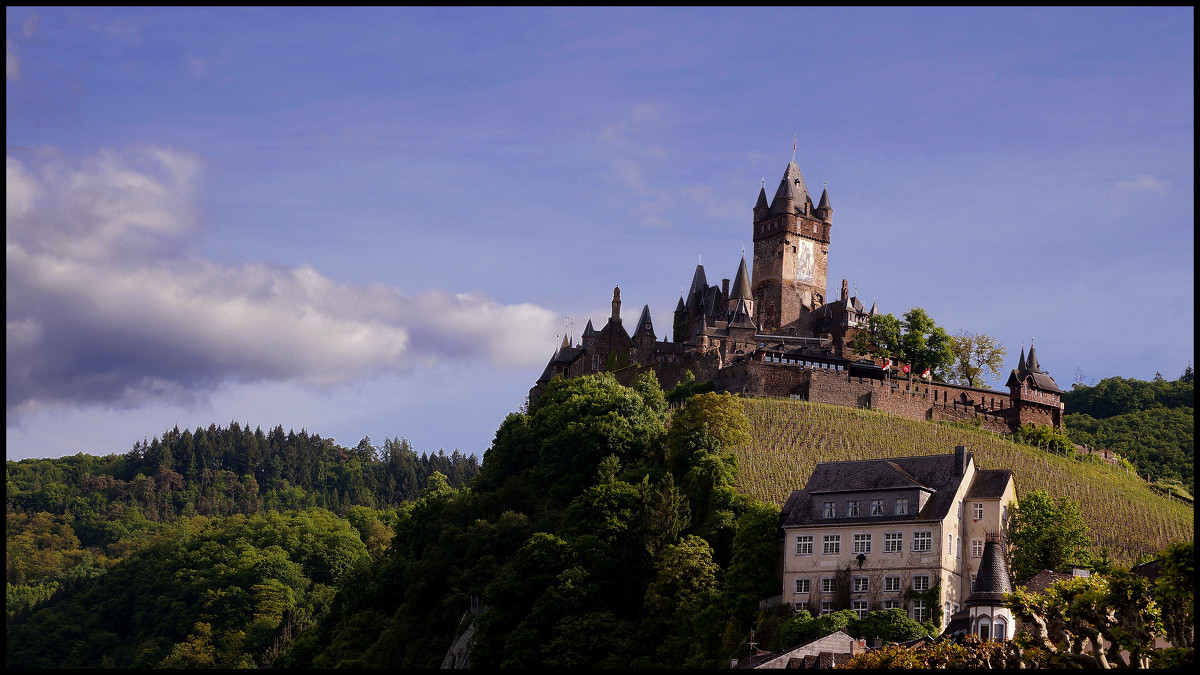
[610, 284, 622, 323]
[769, 161, 809, 216]
[814, 185, 832, 222]
[728, 255, 754, 317]
[673, 293, 687, 343]
[582, 319, 596, 348]
[754, 181, 769, 221]
[633, 304, 655, 340]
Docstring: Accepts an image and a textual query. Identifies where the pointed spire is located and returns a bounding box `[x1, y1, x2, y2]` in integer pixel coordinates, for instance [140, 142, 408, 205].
[730, 255, 753, 301]
[675, 293, 685, 312]
[1027, 339, 1041, 373]
[583, 319, 596, 336]
[754, 183, 769, 212]
[1017, 345, 1027, 376]
[610, 284, 621, 322]
[964, 539, 1013, 607]
[769, 161, 810, 215]
[633, 304, 655, 339]
[869, 299, 878, 316]
[817, 184, 830, 210]
[686, 263, 708, 309]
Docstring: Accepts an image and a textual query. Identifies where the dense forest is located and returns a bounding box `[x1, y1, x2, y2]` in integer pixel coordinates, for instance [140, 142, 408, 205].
[1062, 371, 1194, 495]
[6, 424, 477, 667]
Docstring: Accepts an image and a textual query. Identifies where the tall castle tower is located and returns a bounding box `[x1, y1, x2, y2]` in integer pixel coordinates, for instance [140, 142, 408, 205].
[751, 161, 833, 335]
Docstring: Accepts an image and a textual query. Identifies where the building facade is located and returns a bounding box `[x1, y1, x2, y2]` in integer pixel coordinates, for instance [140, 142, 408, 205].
[778, 446, 1016, 632]
[530, 158, 1064, 432]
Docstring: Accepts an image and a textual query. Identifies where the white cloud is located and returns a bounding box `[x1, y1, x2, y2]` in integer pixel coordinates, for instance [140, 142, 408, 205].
[6, 147, 558, 423]
[1109, 173, 1169, 217]
[6, 37, 18, 81]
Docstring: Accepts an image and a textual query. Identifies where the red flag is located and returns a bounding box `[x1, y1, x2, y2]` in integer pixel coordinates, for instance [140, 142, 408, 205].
[921, 368, 931, 380]
[902, 364, 910, 374]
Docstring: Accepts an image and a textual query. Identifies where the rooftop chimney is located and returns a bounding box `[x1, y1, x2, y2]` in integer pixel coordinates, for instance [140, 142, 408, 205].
[954, 445, 966, 475]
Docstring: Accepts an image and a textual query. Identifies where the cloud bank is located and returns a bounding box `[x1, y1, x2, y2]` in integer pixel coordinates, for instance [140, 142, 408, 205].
[6, 147, 558, 422]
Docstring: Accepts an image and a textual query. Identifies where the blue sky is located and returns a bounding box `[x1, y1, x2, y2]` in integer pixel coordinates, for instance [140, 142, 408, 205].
[7, 7, 1194, 461]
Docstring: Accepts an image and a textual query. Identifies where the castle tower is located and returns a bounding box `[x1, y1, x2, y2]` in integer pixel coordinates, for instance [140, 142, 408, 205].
[752, 160, 832, 334]
[632, 304, 656, 364]
[728, 255, 754, 318]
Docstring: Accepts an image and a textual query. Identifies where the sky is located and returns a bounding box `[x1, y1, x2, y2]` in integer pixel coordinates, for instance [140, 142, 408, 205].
[6, 7, 1194, 462]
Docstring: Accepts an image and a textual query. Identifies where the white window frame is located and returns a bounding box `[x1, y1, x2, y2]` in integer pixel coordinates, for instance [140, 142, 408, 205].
[823, 501, 836, 518]
[884, 576, 901, 592]
[894, 498, 908, 515]
[794, 578, 810, 594]
[796, 535, 814, 556]
[884, 532, 903, 553]
[870, 499, 884, 515]
[822, 578, 837, 594]
[852, 576, 870, 593]
[912, 530, 932, 552]
[853, 533, 872, 554]
[847, 500, 860, 517]
[973, 502, 984, 520]
[820, 601, 833, 616]
[822, 534, 841, 555]
[912, 599, 928, 623]
[971, 538, 984, 558]
[883, 599, 901, 610]
[852, 600, 868, 618]
[912, 574, 931, 591]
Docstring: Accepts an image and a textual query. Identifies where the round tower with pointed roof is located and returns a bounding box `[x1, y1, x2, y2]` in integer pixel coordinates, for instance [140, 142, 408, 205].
[752, 159, 833, 334]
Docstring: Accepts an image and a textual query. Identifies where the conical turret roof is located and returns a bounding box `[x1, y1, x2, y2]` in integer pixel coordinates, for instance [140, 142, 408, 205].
[1026, 342, 1041, 373]
[730, 256, 753, 301]
[633, 304, 655, 339]
[964, 539, 1013, 607]
[755, 185, 769, 211]
[769, 161, 810, 214]
[583, 319, 596, 337]
[686, 264, 708, 309]
[817, 186, 831, 210]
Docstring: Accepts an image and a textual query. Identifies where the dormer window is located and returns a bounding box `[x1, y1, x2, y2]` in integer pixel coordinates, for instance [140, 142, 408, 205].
[895, 498, 909, 515]
[847, 500, 860, 517]
[870, 499, 884, 515]
[822, 501, 836, 518]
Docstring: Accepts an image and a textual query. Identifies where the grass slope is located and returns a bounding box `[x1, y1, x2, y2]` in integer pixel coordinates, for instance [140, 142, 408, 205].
[731, 398, 1193, 567]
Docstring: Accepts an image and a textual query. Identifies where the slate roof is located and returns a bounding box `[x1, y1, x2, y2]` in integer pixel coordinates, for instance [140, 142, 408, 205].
[1004, 342, 1063, 393]
[965, 469, 1012, 500]
[769, 161, 812, 214]
[817, 186, 831, 210]
[965, 540, 1013, 607]
[1021, 569, 1073, 594]
[731, 256, 753, 301]
[633, 304, 655, 339]
[781, 451, 973, 527]
[755, 185, 769, 211]
[686, 264, 708, 310]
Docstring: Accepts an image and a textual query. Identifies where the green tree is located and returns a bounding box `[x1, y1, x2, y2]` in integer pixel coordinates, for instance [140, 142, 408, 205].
[1008, 490, 1092, 583]
[900, 307, 955, 379]
[848, 607, 929, 643]
[849, 308, 953, 379]
[947, 330, 1007, 388]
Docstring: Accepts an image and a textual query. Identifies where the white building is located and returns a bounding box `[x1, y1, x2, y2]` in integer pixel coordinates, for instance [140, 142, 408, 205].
[778, 446, 1016, 632]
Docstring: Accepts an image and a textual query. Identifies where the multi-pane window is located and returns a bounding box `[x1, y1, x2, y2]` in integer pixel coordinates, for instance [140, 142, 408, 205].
[883, 599, 901, 610]
[912, 531, 932, 552]
[822, 578, 837, 593]
[823, 534, 841, 555]
[852, 600, 868, 618]
[884, 532, 903, 553]
[847, 500, 860, 517]
[794, 578, 810, 594]
[973, 502, 984, 520]
[823, 501, 836, 518]
[970, 573, 977, 591]
[912, 600, 928, 622]
[852, 577, 870, 593]
[796, 535, 814, 555]
[870, 499, 884, 515]
[853, 533, 872, 554]
[912, 575, 931, 591]
[971, 538, 984, 558]
[884, 576, 901, 592]
[894, 498, 908, 515]
[820, 601, 833, 616]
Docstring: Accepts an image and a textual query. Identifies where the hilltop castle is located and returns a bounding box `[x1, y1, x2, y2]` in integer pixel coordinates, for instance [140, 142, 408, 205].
[532, 159, 1063, 432]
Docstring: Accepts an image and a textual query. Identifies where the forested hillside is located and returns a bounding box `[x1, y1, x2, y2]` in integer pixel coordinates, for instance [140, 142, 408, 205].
[6, 425, 477, 667]
[1061, 374, 1194, 495]
[729, 398, 1192, 567]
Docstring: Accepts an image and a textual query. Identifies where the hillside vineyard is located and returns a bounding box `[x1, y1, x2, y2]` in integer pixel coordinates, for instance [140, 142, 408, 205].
[532, 158, 1063, 432]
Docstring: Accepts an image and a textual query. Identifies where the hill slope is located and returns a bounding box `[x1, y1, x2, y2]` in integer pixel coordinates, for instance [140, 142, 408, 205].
[731, 398, 1192, 566]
